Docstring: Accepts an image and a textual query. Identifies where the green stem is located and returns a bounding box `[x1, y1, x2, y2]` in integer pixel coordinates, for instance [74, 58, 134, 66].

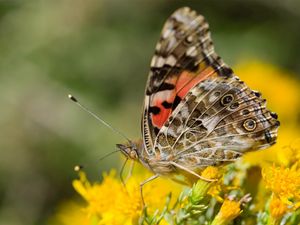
[267, 216, 280, 225]
[211, 215, 228, 225]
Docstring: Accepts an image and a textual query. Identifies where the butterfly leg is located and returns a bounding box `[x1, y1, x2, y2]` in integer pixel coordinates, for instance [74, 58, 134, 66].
[170, 161, 217, 182]
[140, 174, 159, 206]
[125, 160, 135, 182]
[119, 158, 128, 187]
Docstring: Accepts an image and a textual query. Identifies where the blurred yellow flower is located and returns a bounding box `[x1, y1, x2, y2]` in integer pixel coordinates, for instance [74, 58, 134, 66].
[201, 166, 220, 180]
[269, 195, 288, 219]
[205, 166, 239, 203]
[243, 128, 300, 167]
[278, 138, 300, 166]
[211, 199, 242, 225]
[262, 164, 300, 206]
[235, 60, 300, 123]
[49, 201, 91, 225]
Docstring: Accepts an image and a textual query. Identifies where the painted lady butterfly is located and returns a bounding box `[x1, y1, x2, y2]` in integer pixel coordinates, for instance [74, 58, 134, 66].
[117, 7, 279, 189]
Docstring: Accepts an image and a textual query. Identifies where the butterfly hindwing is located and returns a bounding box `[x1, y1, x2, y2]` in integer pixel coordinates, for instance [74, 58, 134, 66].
[155, 72, 279, 170]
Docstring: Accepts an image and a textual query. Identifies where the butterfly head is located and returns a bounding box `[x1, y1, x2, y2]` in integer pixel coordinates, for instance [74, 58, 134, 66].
[116, 141, 140, 160]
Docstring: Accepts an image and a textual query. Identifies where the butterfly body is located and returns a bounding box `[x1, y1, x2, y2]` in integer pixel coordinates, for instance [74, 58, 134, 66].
[117, 7, 279, 185]
[118, 141, 177, 177]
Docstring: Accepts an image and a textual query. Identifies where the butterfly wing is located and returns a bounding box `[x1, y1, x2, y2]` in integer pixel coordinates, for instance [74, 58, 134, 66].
[142, 7, 232, 155]
[143, 7, 279, 172]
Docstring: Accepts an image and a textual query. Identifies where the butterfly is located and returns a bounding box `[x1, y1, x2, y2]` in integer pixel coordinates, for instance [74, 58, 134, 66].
[117, 7, 280, 191]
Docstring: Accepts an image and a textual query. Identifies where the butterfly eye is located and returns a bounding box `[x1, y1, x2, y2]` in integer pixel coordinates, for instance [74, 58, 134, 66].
[129, 150, 137, 159]
[243, 119, 257, 131]
[221, 94, 234, 106]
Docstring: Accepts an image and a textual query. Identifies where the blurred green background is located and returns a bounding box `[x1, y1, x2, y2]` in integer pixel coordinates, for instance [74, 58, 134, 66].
[0, 0, 300, 224]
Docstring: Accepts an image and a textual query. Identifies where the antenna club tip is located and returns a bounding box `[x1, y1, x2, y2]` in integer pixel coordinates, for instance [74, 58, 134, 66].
[74, 165, 83, 172]
[68, 94, 78, 102]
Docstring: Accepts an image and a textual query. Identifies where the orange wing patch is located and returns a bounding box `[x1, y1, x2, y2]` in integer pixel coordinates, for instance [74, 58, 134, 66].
[176, 66, 215, 99]
[150, 66, 216, 129]
[151, 97, 173, 128]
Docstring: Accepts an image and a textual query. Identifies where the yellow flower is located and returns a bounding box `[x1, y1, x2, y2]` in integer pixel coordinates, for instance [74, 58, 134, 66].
[204, 166, 240, 202]
[207, 183, 223, 202]
[71, 167, 182, 225]
[48, 201, 91, 225]
[211, 199, 242, 225]
[277, 138, 300, 166]
[191, 166, 226, 203]
[244, 128, 300, 167]
[201, 166, 220, 180]
[269, 195, 288, 219]
[188, 166, 221, 205]
[72, 170, 126, 218]
[262, 164, 300, 205]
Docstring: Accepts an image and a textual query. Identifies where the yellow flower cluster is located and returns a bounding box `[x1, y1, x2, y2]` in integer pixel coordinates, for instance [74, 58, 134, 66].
[73, 170, 140, 224]
[262, 164, 300, 205]
[262, 164, 300, 222]
[58, 168, 181, 225]
[238, 62, 300, 221]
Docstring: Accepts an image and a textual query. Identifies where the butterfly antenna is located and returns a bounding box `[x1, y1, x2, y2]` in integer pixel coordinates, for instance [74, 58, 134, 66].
[98, 149, 120, 161]
[68, 94, 131, 142]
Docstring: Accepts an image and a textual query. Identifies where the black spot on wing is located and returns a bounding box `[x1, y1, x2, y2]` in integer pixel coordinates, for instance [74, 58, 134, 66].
[154, 127, 160, 135]
[252, 91, 261, 97]
[264, 130, 273, 143]
[146, 65, 182, 95]
[181, 55, 198, 72]
[162, 101, 173, 109]
[219, 66, 233, 77]
[146, 80, 176, 95]
[172, 95, 182, 110]
[158, 82, 175, 91]
[151, 66, 172, 78]
[270, 112, 278, 119]
[210, 56, 233, 77]
[149, 106, 160, 115]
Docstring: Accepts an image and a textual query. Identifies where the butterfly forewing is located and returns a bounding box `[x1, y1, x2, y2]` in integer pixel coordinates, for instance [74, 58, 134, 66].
[142, 7, 233, 156]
